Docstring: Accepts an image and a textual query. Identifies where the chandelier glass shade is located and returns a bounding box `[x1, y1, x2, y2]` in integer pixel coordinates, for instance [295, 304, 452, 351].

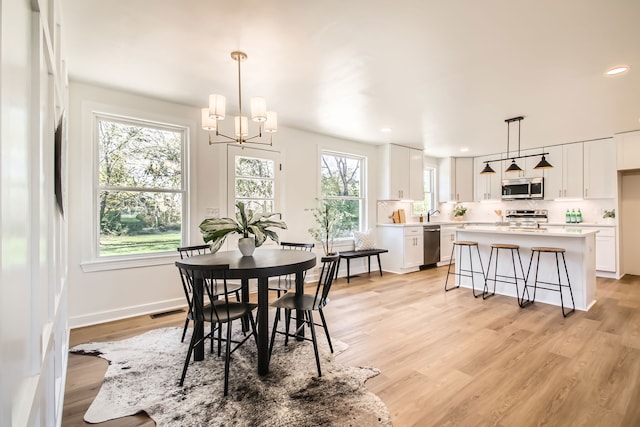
[479, 116, 553, 175]
[202, 51, 277, 145]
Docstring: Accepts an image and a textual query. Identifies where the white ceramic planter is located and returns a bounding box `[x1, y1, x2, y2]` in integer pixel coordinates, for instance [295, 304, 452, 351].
[238, 237, 256, 256]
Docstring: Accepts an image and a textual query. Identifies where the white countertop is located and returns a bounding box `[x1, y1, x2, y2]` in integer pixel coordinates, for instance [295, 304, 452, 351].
[545, 222, 616, 228]
[377, 221, 490, 227]
[377, 221, 616, 228]
[459, 225, 598, 237]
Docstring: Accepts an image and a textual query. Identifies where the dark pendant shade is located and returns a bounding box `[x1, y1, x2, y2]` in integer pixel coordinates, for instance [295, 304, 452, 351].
[505, 159, 523, 173]
[534, 155, 553, 169]
[480, 163, 496, 174]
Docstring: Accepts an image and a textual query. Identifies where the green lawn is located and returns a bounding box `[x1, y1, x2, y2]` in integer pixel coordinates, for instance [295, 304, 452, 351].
[100, 232, 181, 256]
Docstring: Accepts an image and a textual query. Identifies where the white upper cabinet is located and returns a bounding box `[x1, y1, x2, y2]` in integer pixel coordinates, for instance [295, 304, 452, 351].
[474, 154, 502, 201]
[584, 138, 616, 199]
[439, 157, 473, 203]
[379, 144, 424, 200]
[409, 148, 425, 201]
[616, 130, 640, 171]
[544, 142, 583, 199]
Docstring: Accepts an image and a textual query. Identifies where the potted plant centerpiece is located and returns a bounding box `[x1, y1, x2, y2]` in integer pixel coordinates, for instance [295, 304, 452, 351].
[199, 202, 287, 256]
[453, 204, 468, 221]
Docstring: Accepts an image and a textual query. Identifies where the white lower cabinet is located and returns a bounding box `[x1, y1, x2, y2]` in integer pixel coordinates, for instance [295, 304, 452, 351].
[594, 227, 616, 272]
[377, 225, 423, 274]
[544, 225, 616, 275]
[404, 227, 424, 268]
[440, 226, 458, 264]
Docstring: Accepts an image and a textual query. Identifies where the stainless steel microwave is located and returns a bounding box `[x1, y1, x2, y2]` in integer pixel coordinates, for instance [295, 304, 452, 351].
[502, 177, 544, 200]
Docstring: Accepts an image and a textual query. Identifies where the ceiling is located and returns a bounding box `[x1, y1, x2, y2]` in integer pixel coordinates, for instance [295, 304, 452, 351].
[61, 0, 640, 158]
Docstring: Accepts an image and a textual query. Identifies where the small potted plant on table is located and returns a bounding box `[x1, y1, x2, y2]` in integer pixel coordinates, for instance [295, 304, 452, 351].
[199, 202, 287, 256]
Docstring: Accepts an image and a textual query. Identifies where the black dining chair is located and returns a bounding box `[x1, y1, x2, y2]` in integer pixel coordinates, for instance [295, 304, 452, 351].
[268, 254, 338, 377]
[177, 245, 242, 343]
[175, 261, 257, 396]
[268, 242, 315, 298]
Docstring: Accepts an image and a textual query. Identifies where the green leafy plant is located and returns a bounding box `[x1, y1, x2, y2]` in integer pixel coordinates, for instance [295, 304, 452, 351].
[453, 204, 468, 217]
[199, 202, 287, 253]
[602, 209, 615, 219]
[306, 199, 348, 255]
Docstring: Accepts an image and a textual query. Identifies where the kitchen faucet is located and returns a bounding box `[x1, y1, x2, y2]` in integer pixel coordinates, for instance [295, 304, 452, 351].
[427, 209, 440, 222]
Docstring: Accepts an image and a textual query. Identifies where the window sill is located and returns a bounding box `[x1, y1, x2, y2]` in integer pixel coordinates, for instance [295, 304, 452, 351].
[80, 252, 177, 272]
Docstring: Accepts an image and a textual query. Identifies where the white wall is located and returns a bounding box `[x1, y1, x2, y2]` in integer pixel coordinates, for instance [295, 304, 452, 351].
[67, 82, 381, 328]
[1, 0, 68, 425]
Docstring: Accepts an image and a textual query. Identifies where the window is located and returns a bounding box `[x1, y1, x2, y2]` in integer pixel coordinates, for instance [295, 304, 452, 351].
[234, 155, 275, 213]
[320, 151, 365, 237]
[95, 114, 186, 257]
[228, 146, 280, 217]
[413, 166, 436, 215]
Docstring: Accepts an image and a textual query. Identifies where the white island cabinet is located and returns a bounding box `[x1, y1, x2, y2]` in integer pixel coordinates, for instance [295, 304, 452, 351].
[454, 226, 597, 311]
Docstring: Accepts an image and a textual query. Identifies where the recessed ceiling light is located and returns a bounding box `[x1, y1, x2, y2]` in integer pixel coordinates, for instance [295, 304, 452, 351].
[380, 127, 392, 132]
[460, 147, 469, 152]
[605, 65, 630, 76]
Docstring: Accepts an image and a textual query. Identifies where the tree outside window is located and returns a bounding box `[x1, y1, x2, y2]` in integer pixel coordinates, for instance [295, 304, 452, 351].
[96, 115, 185, 256]
[413, 167, 436, 216]
[320, 152, 364, 237]
[234, 155, 275, 214]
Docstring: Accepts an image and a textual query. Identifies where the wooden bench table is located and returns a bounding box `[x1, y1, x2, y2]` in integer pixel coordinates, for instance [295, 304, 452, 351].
[336, 249, 388, 283]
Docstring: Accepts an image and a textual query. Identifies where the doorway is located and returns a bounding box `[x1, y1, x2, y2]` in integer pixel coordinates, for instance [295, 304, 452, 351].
[620, 171, 640, 275]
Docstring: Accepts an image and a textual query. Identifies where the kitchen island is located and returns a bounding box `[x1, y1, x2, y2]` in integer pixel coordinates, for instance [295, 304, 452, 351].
[453, 225, 597, 311]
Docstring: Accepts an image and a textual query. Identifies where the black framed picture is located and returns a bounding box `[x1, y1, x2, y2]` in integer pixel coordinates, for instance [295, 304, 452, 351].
[54, 113, 64, 216]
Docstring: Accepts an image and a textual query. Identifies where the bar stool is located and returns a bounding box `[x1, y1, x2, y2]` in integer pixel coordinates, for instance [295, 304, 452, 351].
[484, 243, 528, 303]
[523, 246, 575, 317]
[444, 241, 486, 298]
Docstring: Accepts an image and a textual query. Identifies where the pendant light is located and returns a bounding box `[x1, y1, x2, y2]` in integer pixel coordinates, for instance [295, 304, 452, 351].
[480, 162, 496, 174]
[504, 117, 523, 173]
[202, 51, 277, 146]
[477, 116, 554, 175]
[534, 155, 553, 169]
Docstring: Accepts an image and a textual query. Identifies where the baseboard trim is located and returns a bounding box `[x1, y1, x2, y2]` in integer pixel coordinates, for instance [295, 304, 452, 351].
[69, 298, 185, 329]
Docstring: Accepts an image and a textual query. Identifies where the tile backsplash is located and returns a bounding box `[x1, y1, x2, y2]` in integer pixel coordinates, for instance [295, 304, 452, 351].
[377, 199, 617, 224]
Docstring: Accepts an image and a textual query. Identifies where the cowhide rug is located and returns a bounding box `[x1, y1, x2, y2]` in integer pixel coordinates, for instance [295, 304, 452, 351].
[71, 327, 391, 426]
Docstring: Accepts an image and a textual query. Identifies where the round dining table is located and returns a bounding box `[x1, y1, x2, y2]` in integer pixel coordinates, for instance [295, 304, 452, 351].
[177, 248, 317, 375]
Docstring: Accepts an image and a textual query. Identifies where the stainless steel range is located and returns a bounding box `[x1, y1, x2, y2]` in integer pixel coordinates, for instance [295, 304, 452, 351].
[504, 209, 548, 228]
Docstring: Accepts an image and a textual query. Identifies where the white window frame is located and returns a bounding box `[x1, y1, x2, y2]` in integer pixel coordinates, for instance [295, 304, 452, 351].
[319, 150, 366, 236]
[413, 166, 436, 216]
[80, 103, 191, 272]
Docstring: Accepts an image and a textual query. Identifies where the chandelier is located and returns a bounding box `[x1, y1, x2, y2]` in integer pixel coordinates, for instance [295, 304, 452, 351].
[201, 51, 277, 145]
[480, 116, 553, 174]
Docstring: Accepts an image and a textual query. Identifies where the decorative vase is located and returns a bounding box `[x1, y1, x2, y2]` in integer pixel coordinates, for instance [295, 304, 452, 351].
[238, 237, 256, 256]
[454, 216, 464, 221]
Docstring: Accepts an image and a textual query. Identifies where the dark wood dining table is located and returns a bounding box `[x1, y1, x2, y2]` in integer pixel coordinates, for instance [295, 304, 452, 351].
[176, 248, 317, 375]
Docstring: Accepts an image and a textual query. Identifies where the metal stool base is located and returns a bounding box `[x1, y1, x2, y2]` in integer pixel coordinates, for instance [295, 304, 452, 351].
[523, 248, 576, 317]
[444, 241, 486, 298]
[484, 244, 528, 305]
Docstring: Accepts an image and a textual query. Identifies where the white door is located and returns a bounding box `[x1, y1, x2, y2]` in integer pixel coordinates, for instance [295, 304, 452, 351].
[226, 145, 282, 249]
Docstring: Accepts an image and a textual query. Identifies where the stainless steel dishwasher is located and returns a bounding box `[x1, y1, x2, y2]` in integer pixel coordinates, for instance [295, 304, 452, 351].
[422, 224, 441, 268]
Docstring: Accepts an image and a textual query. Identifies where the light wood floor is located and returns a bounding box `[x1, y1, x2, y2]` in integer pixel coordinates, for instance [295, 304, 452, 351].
[62, 267, 640, 426]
